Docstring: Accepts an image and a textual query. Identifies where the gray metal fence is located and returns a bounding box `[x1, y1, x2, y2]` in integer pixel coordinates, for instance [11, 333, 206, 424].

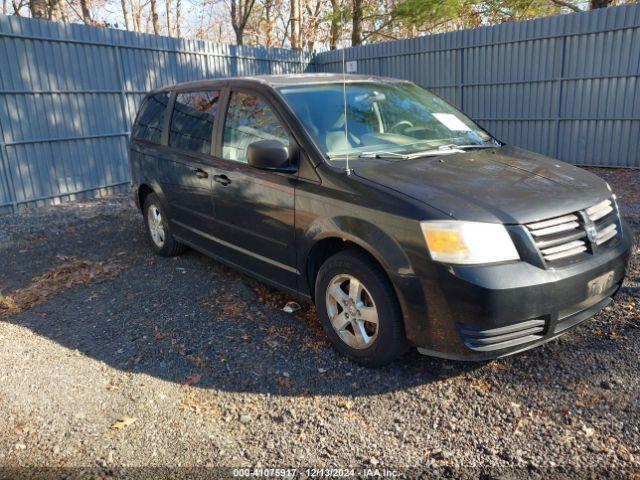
[0, 15, 311, 213]
[1, 5, 639, 214]
[313, 4, 640, 169]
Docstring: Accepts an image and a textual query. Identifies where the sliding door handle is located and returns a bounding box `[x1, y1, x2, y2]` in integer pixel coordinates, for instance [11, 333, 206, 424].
[213, 174, 231, 186]
[194, 168, 208, 179]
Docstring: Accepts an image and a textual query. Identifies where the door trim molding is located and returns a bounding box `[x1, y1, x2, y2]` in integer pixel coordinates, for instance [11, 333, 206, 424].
[172, 219, 299, 275]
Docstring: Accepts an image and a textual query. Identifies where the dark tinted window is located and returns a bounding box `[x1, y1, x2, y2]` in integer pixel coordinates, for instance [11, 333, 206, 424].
[222, 92, 289, 164]
[169, 91, 219, 154]
[132, 93, 169, 143]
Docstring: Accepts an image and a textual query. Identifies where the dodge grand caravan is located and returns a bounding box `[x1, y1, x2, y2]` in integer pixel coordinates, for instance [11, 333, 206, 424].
[129, 74, 631, 366]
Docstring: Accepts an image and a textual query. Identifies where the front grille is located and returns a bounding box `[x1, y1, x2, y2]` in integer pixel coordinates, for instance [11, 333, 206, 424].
[458, 319, 546, 352]
[525, 197, 619, 266]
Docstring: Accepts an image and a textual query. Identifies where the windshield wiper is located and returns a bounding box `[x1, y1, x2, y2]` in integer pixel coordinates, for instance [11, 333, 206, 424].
[358, 151, 410, 159]
[437, 142, 501, 150]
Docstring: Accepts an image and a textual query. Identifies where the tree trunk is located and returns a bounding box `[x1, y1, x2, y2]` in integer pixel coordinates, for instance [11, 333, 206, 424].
[29, 0, 47, 18]
[166, 0, 172, 35]
[590, 0, 611, 8]
[352, 0, 363, 46]
[48, 0, 60, 19]
[231, 0, 243, 45]
[149, 0, 159, 34]
[120, 0, 130, 30]
[79, 0, 92, 24]
[2, 0, 7, 15]
[175, 0, 181, 37]
[290, 0, 300, 50]
[329, 0, 339, 50]
[263, 0, 273, 48]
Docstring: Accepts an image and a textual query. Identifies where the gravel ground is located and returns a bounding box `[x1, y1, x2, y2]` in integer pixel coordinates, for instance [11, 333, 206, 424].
[0, 168, 638, 479]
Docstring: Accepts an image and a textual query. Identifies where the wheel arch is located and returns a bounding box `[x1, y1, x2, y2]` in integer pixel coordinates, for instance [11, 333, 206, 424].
[137, 183, 154, 212]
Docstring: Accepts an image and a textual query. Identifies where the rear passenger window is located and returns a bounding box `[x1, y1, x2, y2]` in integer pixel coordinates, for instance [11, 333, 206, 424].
[169, 91, 219, 154]
[132, 93, 169, 144]
[222, 92, 289, 164]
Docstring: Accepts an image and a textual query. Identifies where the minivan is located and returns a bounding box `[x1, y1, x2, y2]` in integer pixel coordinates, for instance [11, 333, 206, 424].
[129, 74, 631, 366]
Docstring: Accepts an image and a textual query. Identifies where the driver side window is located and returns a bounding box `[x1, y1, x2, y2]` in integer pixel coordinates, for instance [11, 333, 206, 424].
[222, 92, 289, 164]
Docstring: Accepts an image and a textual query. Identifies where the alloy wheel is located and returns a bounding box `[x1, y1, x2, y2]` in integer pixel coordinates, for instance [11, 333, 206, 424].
[325, 274, 379, 349]
[147, 204, 165, 247]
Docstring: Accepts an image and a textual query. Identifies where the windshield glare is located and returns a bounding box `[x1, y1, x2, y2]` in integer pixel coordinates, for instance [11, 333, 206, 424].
[279, 82, 494, 162]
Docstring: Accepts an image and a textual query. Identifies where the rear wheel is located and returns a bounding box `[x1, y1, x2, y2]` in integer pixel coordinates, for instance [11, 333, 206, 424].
[315, 250, 408, 367]
[143, 193, 186, 257]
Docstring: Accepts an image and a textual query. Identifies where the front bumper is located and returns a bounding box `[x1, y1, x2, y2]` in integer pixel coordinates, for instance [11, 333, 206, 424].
[395, 221, 633, 361]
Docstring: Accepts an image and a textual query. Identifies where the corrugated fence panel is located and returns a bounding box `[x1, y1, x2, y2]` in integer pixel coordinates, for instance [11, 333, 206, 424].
[0, 15, 312, 212]
[313, 3, 640, 168]
[0, 5, 638, 214]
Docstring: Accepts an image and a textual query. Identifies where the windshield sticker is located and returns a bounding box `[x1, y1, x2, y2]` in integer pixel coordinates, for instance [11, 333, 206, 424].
[433, 113, 472, 132]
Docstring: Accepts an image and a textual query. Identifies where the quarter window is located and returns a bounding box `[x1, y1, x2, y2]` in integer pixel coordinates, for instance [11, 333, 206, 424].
[169, 91, 220, 154]
[132, 93, 169, 144]
[222, 92, 289, 164]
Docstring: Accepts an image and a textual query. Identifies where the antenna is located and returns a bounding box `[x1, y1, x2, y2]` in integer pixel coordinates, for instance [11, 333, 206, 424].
[340, 0, 351, 175]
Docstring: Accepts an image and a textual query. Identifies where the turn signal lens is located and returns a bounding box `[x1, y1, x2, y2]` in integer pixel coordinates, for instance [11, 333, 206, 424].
[421, 221, 519, 265]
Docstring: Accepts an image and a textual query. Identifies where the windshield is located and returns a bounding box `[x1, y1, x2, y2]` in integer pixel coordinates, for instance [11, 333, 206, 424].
[279, 81, 496, 163]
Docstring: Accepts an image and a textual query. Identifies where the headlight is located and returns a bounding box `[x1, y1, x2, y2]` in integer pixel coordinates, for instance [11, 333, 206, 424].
[421, 221, 519, 265]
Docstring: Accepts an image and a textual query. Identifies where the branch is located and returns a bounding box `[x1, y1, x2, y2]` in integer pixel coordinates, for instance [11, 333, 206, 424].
[550, 0, 583, 12]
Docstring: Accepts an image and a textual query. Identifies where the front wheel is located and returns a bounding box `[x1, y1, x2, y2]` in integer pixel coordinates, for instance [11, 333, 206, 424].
[315, 250, 409, 367]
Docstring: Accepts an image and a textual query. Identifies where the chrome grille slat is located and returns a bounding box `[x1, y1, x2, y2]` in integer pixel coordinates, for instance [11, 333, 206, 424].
[586, 199, 613, 221]
[595, 224, 617, 245]
[529, 221, 581, 237]
[543, 244, 588, 261]
[534, 230, 587, 249]
[527, 214, 579, 230]
[525, 197, 618, 265]
[540, 240, 586, 256]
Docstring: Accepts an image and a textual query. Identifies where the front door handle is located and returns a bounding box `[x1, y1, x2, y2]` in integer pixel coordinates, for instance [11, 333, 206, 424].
[195, 168, 208, 179]
[213, 174, 231, 186]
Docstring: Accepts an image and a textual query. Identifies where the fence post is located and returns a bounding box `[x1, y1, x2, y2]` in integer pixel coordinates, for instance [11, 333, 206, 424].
[114, 45, 132, 185]
[0, 142, 18, 213]
[114, 46, 130, 135]
[553, 35, 567, 159]
[459, 45, 465, 111]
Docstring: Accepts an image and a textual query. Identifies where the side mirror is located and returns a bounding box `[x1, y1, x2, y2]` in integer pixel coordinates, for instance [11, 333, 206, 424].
[247, 139, 293, 172]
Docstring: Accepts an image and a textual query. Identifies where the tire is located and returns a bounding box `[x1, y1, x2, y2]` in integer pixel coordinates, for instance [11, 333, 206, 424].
[315, 249, 409, 367]
[143, 193, 186, 257]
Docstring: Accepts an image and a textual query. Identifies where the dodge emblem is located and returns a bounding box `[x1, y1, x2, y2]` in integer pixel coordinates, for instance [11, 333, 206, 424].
[586, 224, 598, 243]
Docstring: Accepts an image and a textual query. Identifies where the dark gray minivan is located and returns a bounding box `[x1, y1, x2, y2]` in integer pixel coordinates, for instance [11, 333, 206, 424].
[129, 74, 631, 366]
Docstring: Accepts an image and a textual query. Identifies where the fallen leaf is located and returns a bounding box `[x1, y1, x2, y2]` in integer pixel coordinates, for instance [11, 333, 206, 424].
[182, 373, 202, 387]
[110, 416, 136, 430]
[582, 425, 595, 437]
[339, 400, 354, 410]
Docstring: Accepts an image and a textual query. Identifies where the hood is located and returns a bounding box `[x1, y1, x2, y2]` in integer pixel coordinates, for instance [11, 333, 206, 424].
[354, 146, 611, 224]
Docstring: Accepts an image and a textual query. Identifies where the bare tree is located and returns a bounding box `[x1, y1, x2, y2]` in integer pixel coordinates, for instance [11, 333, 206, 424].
[260, 0, 276, 47]
[166, 0, 173, 35]
[230, 0, 256, 45]
[352, 0, 363, 45]
[29, 0, 47, 17]
[290, 0, 300, 49]
[329, 0, 340, 50]
[79, 0, 92, 23]
[13, 0, 24, 15]
[149, 0, 159, 33]
[120, 0, 131, 29]
[175, 0, 181, 36]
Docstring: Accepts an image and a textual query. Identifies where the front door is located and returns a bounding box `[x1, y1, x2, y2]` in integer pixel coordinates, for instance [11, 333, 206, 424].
[209, 90, 297, 289]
